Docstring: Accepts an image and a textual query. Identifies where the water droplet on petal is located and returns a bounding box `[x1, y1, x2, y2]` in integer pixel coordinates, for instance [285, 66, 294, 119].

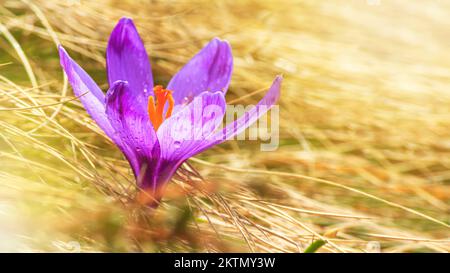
[173, 141, 181, 149]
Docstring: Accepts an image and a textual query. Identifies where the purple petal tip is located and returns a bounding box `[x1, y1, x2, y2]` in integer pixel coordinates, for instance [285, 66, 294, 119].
[105, 80, 128, 101]
[58, 45, 67, 57]
[212, 37, 230, 46]
[118, 17, 133, 24]
[58, 46, 70, 67]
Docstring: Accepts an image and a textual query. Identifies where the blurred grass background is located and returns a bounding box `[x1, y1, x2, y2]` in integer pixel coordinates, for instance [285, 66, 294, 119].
[0, 0, 449, 252]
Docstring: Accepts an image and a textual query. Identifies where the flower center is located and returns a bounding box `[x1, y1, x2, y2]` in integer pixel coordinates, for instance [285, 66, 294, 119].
[148, 85, 174, 130]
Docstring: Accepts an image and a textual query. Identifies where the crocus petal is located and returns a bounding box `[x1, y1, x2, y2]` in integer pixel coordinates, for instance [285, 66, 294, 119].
[155, 91, 226, 185]
[195, 75, 283, 154]
[105, 81, 160, 189]
[106, 17, 153, 114]
[219, 75, 282, 141]
[60, 46, 142, 184]
[167, 38, 233, 106]
[59, 45, 118, 144]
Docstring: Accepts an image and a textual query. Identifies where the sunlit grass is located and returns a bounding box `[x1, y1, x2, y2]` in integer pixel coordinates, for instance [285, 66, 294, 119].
[0, 0, 449, 252]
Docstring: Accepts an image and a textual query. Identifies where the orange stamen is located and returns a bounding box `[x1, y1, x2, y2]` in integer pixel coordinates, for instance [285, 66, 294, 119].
[165, 94, 175, 119]
[147, 85, 174, 130]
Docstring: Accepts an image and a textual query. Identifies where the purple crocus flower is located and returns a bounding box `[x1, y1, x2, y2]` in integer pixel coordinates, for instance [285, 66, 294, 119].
[59, 17, 282, 205]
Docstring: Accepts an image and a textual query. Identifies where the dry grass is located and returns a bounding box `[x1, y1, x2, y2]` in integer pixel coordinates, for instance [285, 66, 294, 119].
[0, 0, 449, 252]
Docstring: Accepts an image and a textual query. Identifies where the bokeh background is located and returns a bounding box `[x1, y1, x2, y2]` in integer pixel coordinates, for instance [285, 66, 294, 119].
[0, 0, 449, 252]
